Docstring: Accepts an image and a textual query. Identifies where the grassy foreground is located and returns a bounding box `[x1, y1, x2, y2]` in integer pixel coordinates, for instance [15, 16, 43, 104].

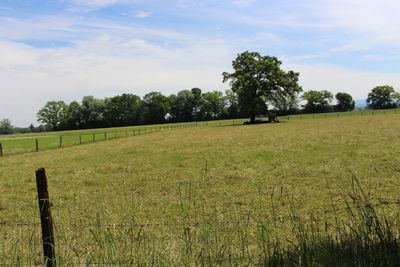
[0, 113, 400, 265]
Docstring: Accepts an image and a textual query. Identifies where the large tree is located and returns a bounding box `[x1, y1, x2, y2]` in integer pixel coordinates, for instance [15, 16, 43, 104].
[222, 51, 302, 123]
[302, 90, 333, 113]
[334, 92, 355, 112]
[367, 85, 398, 109]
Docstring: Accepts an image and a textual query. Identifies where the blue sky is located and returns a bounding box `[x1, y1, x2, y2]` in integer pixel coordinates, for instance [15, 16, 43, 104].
[0, 0, 399, 126]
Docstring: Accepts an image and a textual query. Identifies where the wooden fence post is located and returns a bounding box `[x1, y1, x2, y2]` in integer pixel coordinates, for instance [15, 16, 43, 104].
[35, 168, 56, 267]
[36, 139, 39, 152]
[79, 135, 82, 145]
[59, 136, 62, 148]
[92, 133, 95, 142]
[104, 132, 107, 140]
[0, 142, 2, 157]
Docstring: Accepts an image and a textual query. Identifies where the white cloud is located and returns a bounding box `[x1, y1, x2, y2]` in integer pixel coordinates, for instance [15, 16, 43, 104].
[0, 35, 233, 126]
[284, 62, 400, 99]
[0, 5, 12, 11]
[232, 0, 256, 7]
[133, 11, 153, 18]
[2, 0, 400, 126]
[66, 0, 119, 8]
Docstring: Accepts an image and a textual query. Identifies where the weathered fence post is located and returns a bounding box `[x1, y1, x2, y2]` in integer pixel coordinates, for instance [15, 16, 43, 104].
[35, 168, 56, 267]
[36, 139, 39, 152]
[59, 136, 62, 148]
[79, 135, 82, 145]
[92, 133, 95, 142]
[104, 132, 107, 140]
[0, 142, 3, 157]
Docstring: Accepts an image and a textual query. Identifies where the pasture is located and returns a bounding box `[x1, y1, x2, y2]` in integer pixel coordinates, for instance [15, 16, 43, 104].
[0, 108, 397, 157]
[0, 112, 400, 265]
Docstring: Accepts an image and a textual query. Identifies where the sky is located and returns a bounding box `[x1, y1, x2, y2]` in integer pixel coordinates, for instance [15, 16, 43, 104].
[0, 0, 399, 126]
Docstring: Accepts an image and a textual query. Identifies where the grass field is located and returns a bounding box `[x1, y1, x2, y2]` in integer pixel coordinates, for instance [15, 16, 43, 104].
[0, 112, 400, 265]
[0, 108, 398, 157]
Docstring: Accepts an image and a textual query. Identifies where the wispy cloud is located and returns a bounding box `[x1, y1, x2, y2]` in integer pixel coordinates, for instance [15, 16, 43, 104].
[0, 5, 13, 11]
[133, 10, 153, 18]
[66, 0, 119, 8]
[232, 0, 257, 7]
[1, 0, 400, 126]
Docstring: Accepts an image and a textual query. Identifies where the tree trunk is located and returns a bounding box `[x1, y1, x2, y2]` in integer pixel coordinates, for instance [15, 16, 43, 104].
[250, 114, 256, 123]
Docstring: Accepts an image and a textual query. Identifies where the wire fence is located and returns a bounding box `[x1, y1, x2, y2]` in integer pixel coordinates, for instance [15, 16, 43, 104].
[0, 108, 398, 158]
[1, 192, 399, 229]
[1, 177, 400, 266]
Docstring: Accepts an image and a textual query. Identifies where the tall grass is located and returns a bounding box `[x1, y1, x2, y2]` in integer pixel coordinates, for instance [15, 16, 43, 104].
[2, 175, 400, 266]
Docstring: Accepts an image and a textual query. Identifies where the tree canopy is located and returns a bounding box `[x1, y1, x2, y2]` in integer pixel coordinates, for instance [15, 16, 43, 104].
[142, 92, 170, 124]
[0, 119, 14, 134]
[367, 85, 399, 109]
[37, 101, 68, 130]
[334, 92, 355, 112]
[222, 51, 302, 123]
[302, 90, 333, 113]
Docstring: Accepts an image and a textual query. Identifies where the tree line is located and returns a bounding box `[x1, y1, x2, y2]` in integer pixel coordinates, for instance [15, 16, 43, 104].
[1, 51, 399, 134]
[34, 89, 358, 131]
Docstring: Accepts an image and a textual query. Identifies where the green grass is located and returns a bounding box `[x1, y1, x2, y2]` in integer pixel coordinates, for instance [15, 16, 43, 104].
[1, 108, 399, 157]
[0, 112, 400, 265]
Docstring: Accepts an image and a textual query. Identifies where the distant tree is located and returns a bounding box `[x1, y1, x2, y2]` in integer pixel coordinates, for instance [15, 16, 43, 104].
[394, 92, 400, 105]
[302, 90, 334, 113]
[37, 101, 68, 130]
[64, 101, 82, 129]
[0, 119, 14, 134]
[200, 91, 225, 120]
[104, 94, 142, 126]
[80, 96, 106, 128]
[142, 92, 171, 124]
[334, 92, 355, 112]
[367, 85, 398, 109]
[223, 89, 240, 118]
[222, 51, 302, 123]
[191, 88, 203, 120]
[273, 94, 301, 116]
[169, 89, 199, 122]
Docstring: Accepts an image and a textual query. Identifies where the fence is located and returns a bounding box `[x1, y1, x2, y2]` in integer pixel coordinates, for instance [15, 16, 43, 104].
[1, 167, 400, 266]
[0, 108, 399, 158]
